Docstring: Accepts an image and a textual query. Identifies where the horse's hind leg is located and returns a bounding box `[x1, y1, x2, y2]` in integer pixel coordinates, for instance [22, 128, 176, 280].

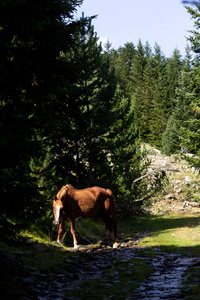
[99, 209, 116, 243]
[111, 216, 118, 248]
[100, 204, 118, 244]
[70, 218, 78, 248]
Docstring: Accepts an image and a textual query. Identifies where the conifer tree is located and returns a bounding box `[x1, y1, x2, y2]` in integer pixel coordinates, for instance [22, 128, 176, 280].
[0, 0, 83, 224]
[113, 42, 136, 98]
[131, 41, 149, 139]
[132, 43, 168, 147]
[162, 47, 194, 155]
[105, 87, 148, 213]
[177, 4, 200, 169]
[148, 44, 168, 147]
[166, 48, 183, 103]
[54, 15, 116, 187]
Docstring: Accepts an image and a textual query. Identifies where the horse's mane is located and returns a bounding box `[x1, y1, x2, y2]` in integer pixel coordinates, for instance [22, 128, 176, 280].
[65, 184, 75, 190]
[57, 184, 75, 199]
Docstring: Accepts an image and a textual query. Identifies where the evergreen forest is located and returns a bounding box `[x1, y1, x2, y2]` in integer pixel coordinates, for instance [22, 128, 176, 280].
[1, 0, 200, 236]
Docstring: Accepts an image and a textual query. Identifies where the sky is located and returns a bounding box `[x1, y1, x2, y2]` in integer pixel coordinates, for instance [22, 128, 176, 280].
[75, 0, 196, 57]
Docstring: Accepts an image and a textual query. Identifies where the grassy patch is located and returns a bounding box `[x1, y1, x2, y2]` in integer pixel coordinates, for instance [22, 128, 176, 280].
[120, 213, 200, 255]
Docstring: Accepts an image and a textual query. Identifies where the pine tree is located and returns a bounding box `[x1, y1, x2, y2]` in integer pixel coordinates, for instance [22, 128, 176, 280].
[53, 15, 117, 187]
[166, 48, 183, 103]
[113, 42, 136, 98]
[131, 41, 149, 139]
[186, 2, 200, 54]
[133, 43, 168, 147]
[162, 47, 194, 155]
[0, 0, 84, 224]
[148, 44, 168, 147]
[177, 4, 200, 169]
[105, 87, 148, 213]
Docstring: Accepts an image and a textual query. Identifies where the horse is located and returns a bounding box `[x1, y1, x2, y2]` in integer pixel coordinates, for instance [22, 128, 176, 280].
[53, 184, 118, 248]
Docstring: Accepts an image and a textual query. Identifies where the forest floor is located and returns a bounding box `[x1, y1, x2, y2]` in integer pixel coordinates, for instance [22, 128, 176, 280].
[1, 146, 200, 300]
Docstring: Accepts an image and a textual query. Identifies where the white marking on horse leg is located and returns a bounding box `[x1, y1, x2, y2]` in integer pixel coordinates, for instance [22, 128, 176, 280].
[74, 240, 78, 249]
[54, 206, 60, 225]
[113, 242, 118, 248]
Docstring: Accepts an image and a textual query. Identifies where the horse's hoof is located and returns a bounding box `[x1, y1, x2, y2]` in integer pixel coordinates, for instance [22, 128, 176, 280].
[113, 242, 118, 249]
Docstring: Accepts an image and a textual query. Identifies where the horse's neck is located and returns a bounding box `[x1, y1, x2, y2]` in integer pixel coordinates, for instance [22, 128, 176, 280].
[65, 187, 75, 200]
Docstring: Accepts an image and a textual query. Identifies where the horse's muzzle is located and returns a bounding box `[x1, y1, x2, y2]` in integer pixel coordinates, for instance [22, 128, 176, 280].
[54, 219, 59, 225]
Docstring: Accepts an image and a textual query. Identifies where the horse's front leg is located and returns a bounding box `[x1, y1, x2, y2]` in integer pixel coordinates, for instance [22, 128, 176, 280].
[70, 218, 78, 248]
[57, 216, 66, 243]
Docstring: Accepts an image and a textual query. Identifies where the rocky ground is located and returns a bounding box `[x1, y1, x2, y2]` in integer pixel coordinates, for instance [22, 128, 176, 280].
[1, 234, 200, 300]
[144, 144, 200, 215]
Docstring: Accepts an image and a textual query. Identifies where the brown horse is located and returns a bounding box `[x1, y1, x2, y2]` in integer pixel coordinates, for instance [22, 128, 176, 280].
[53, 184, 118, 248]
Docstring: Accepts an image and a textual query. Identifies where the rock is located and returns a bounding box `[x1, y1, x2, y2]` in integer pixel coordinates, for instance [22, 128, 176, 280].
[165, 193, 177, 200]
[12, 251, 33, 256]
[191, 259, 200, 267]
[189, 202, 200, 207]
[185, 176, 192, 184]
[168, 157, 176, 163]
[21, 277, 34, 284]
[33, 243, 49, 252]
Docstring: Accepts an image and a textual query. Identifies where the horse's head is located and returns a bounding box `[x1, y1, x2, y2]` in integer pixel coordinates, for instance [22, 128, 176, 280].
[53, 196, 63, 225]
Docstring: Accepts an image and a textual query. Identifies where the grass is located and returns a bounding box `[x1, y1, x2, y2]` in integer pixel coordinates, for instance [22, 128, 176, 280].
[120, 213, 200, 254]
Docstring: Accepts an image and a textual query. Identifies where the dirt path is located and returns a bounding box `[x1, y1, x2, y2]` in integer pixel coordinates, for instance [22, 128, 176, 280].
[129, 250, 196, 300]
[4, 234, 199, 300]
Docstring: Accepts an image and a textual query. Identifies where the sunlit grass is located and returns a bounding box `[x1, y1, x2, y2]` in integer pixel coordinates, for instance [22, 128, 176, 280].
[121, 213, 200, 255]
[142, 225, 200, 248]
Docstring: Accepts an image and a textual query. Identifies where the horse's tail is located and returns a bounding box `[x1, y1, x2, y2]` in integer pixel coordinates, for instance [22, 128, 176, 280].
[106, 189, 115, 211]
[103, 189, 117, 239]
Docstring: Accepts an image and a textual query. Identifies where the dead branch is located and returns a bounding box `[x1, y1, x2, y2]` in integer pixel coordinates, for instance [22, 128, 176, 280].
[132, 190, 157, 203]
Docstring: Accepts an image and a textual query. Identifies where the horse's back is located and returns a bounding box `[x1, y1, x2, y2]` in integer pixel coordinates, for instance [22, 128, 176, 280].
[73, 186, 108, 200]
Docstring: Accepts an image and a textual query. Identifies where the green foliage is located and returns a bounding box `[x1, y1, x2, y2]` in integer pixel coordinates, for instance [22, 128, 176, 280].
[162, 115, 180, 155]
[162, 47, 194, 155]
[186, 3, 200, 54]
[0, 0, 84, 227]
[0, 0, 148, 230]
[130, 43, 180, 147]
[105, 87, 151, 214]
[3, 0, 200, 235]
[175, 4, 200, 170]
[51, 15, 117, 188]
